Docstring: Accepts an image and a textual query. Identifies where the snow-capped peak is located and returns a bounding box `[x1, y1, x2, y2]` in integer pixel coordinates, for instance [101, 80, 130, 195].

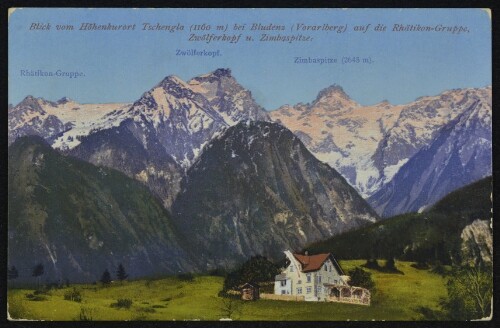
[16, 95, 46, 111]
[98, 69, 269, 168]
[270, 85, 491, 199]
[158, 75, 192, 91]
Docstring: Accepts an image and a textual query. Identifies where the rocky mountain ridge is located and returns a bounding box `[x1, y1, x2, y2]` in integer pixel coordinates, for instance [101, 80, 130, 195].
[271, 86, 491, 201]
[67, 68, 269, 208]
[171, 121, 379, 268]
[368, 96, 492, 217]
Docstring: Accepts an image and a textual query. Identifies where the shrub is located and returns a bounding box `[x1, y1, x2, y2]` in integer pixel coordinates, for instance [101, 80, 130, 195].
[33, 289, 51, 296]
[173, 292, 185, 299]
[7, 295, 27, 319]
[110, 298, 133, 309]
[32, 295, 48, 301]
[411, 261, 430, 270]
[430, 261, 447, 275]
[441, 265, 492, 320]
[177, 273, 194, 282]
[138, 307, 156, 313]
[385, 257, 396, 270]
[363, 259, 380, 269]
[46, 282, 62, 290]
[218, 290, 240, 299]
[216, 295, 243, 319]
[348, 267, 376, 291]
[78, 307, 94, 321]
[25, 293, 47, 301]
[64, 288, 82, 302]
[380, 258, 404, 274]
[415, 305, 446, 320]
[208, 267, 227, 276]
[132, 313, 147, 320]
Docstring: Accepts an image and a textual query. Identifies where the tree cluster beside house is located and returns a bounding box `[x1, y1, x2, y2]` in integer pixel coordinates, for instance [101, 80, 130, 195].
[273, 251, 370, 305]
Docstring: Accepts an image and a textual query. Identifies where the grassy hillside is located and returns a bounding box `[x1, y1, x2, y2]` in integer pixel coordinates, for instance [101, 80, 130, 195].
[306, 177, 492, 264]
[8, 260, 447, 321]
[8, 136, 197, 282]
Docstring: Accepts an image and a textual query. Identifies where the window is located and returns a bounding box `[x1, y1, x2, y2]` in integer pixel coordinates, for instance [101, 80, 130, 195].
[290, 265, 294, 272]
[334, 279, 337, 284]
[297, 280, 302, 285]
[280, 280, 286, 287]
[297, 287, 302, 294]
[307, 273, 311, 283]
[281, 290, 286, 295]
[316, 286, 322, 295]
[324, 264, 328, 271]
[306, 287, 312, 294]
[329, 265, 332, 272]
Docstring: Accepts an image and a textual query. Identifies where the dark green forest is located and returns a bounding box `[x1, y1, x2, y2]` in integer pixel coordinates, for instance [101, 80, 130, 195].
[306, 176, 492, 265]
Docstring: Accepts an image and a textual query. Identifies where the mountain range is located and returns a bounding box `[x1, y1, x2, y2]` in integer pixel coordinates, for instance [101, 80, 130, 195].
[8, 95, 131, 150]
[8, 68, 492, 280]
[9, 69, 491, 216]
[271, 85, 491, 207]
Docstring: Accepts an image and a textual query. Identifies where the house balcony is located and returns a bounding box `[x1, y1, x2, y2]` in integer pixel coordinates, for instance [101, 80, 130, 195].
[323, 284, 371, 306]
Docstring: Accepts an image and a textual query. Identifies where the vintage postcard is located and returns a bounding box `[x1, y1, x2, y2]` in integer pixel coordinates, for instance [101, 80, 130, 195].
[7, 8, 492, 321]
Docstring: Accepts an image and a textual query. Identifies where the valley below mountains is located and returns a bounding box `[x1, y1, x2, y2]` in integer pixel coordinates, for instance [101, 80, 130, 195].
[8, 68, 492, 282]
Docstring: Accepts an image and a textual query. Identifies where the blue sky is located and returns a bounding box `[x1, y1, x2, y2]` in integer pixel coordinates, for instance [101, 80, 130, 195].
[9, 8, 491, 109]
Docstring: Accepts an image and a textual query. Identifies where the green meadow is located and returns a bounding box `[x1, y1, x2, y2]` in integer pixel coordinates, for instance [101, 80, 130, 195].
[7, 260, 448, 321]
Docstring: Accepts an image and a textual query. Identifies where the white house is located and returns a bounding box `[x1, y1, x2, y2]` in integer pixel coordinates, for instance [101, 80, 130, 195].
[274, 250, 370, 304]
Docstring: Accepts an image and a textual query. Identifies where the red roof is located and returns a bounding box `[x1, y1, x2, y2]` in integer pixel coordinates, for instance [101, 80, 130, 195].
[293, 253, 331, 272]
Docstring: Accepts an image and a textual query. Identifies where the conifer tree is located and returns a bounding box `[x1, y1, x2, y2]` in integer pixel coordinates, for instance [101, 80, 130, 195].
[116, 263, 128, 282]
[100, 269, 112, 285]
[8, 266, 19, 280]
[32, 263, 44, 288]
